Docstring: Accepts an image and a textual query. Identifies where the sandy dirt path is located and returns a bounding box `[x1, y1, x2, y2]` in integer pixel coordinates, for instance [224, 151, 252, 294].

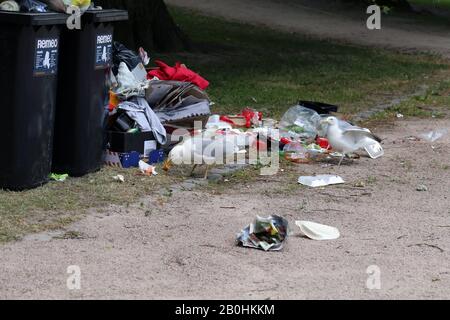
[166, 0, 450, 58]
[1, 118, 449, 299]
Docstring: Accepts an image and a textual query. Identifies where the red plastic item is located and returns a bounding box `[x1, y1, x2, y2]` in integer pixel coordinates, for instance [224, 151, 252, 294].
[316, 137, 331, 150]
[280, 137, 292, 145]
[240, 108, 262, 128]
[219, 115, 236, 126]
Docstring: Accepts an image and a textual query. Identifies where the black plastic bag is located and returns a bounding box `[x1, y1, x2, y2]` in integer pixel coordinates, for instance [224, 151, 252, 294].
[112, 42, 142, 76]
[298, 101, 339, 115]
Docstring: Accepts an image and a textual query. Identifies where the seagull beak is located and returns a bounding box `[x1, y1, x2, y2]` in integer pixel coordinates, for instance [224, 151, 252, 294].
[320, 119, 330, 125]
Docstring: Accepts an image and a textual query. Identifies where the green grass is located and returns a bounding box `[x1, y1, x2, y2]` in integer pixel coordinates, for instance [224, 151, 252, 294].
[155, 6, 450, 119]
[0, 166, 182, 243]
[369, 79, 450, 120]
[409, 0, 450, 9]
[1, 7, 450, 243]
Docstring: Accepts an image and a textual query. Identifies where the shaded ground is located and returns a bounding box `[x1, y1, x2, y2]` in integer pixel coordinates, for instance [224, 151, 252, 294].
[2, 7, 448, 244]
[1, 118, 449, 299]
[166, 0, 450, 58]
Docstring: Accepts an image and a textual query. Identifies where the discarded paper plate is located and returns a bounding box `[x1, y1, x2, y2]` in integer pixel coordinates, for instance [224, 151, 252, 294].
[298, 175, 345, 188]
[295, 221, 340, 240]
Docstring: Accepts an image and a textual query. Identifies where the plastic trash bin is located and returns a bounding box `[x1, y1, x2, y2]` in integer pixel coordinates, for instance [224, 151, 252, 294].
[52, 9, 129, 177]
[0, 12, 67, 191]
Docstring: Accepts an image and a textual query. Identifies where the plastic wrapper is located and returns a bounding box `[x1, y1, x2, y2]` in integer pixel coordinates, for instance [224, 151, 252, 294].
[279, 105, 321, 142]
[420, 129, 448, 143]
[19, 0, 48, 12]
[236, 215, 289, 251]
[283, 142, 310, 163]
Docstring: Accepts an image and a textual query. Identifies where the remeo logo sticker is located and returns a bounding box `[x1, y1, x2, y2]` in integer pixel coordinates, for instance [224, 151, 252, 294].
[34, 38, 59, 76]
[95, 34, 113, 69]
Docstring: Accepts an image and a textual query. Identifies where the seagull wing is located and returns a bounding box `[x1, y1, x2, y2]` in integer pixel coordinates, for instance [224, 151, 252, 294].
[342, 128, 380, 149]
[339, 120, 382, 143]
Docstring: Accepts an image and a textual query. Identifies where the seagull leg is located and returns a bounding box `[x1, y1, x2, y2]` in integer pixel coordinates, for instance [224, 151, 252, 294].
[338, 154, 345, 167]
[189, 164, 198, 177]
[203, 165, 210, 180]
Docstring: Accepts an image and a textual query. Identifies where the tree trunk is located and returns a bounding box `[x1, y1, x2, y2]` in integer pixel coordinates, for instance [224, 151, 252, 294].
[96, 0, 190, 52]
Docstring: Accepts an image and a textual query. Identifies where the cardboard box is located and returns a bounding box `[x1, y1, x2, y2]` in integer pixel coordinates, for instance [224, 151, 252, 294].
[107, 130, 158, 156]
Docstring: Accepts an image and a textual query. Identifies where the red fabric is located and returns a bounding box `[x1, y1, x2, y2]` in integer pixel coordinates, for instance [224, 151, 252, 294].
[147, 60, 209, 90]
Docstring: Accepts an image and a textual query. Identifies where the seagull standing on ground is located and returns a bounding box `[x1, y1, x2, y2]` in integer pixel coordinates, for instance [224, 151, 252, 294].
[163, 134, 246, 179]
[321, 116, 382, 166]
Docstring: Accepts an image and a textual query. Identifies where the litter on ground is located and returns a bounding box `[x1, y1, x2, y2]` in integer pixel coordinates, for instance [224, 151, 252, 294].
[419, 129, 448, 143]
[295, 221, 340, 241]
[298, 175, 345, 188]
[236, 215, 289, 251]
[139, 160, 158, 176]
[113, 175, 125, 183]
[49, 173, 69, 182]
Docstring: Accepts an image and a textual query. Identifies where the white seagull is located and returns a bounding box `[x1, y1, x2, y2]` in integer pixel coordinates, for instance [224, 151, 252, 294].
[163, 134, 246, 179]
[321, 116, 382, 166]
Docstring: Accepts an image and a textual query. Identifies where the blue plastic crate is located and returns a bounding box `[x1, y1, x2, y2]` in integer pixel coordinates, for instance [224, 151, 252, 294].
[149, 149, 165, 164]
[119, 151, 141, 168]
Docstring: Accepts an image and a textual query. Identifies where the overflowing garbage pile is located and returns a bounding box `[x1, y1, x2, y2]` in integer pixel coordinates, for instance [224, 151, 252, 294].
[105, 42, 212, 170]
[0, 0, 385, 175]
[102, 40, 385, 174]
[275, 103, 384, 165]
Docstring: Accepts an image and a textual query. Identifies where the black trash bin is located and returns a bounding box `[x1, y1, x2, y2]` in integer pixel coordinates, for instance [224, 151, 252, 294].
[52, 9, 128, 177]
[0, 12, 67, 191]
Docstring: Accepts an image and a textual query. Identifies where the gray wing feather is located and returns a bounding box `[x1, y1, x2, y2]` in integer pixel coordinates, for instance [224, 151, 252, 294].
[343, 129, 378, 148]
[341, 122, 382, 142]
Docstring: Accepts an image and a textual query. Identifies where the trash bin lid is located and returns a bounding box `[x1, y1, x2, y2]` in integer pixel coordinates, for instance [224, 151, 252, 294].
[83, 9, 128, 23]
[0, 12, 68, 26]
